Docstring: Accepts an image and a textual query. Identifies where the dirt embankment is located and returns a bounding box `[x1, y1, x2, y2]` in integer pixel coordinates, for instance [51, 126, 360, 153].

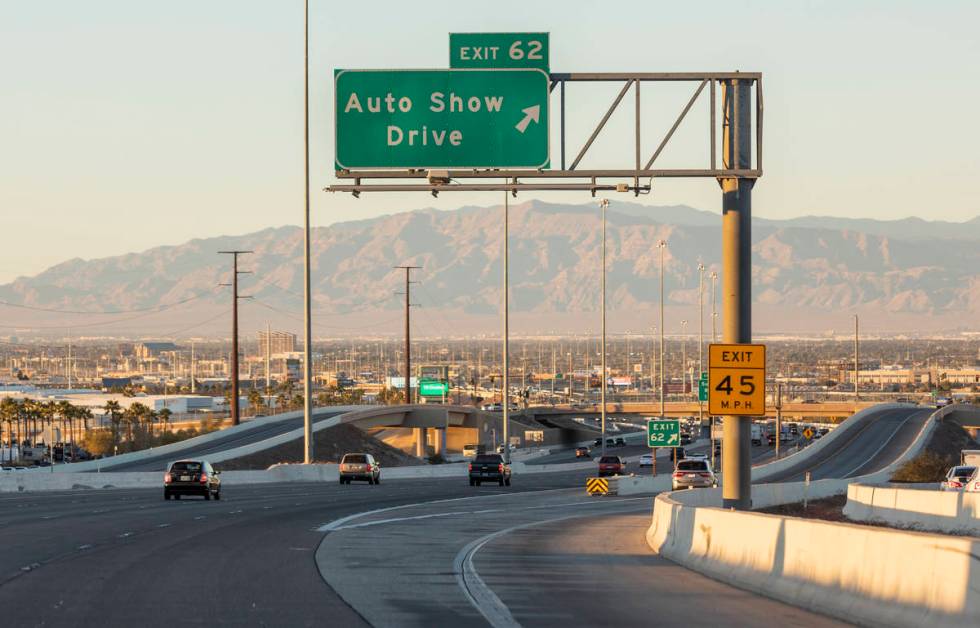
[215, 423, 423, 471]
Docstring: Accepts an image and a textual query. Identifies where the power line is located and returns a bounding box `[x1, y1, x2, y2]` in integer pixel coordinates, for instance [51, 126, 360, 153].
[0, 292, 212, 315]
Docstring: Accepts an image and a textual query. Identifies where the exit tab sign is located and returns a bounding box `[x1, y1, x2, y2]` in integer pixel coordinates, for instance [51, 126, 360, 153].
[450, 33, 549, 71]
[708, 343, 766, 416]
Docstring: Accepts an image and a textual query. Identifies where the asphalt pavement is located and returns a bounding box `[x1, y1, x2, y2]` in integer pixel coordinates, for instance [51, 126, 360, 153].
[0, 405, 929, 627]
[0, 469, 593, 627]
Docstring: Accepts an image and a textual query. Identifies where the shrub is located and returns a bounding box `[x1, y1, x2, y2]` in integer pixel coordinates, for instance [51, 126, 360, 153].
[891, 451, 954, 483]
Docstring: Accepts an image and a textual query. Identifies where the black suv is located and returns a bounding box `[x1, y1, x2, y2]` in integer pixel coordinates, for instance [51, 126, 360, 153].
[164, 460, 221, 500]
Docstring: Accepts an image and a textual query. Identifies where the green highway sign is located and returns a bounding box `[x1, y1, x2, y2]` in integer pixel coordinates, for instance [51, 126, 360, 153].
[698, 374, 708, 402]
[647, 418, 681, 448]
[419, 381, 449, 397]
[450, 33, 549, 70]
[335, 69, 549, 169]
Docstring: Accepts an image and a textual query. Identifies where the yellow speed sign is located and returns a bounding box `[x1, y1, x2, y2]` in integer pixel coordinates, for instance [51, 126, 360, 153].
[708, 344, 766, 416]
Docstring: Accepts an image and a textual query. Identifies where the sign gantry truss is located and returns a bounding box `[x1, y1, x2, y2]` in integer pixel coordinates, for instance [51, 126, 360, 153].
[326, 72, 762, 196]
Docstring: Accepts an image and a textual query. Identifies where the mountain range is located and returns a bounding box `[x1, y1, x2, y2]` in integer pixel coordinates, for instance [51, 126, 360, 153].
[1, 200, 977, 337]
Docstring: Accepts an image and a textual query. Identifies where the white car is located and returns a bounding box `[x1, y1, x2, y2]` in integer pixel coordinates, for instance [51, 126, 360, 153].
[683, 453, 709, 462]
[639, 453, 654, 467]
[963, 468, 980, 493]
[941, 465, 976, 491]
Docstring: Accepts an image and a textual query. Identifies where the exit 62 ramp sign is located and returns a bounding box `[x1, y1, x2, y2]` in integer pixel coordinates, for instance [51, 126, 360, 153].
[708, 344, 766, 416]
[647, 419, 680, 448]
[334, 68, 549, 169]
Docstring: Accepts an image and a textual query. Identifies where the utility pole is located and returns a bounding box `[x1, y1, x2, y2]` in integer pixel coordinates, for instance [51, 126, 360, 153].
[265, 322, 271, 391]
[301, 0, 314, 464]
[66, 328, 72, 391]
[599, 199, 608, 457]
[395, 265, 420, 405]
[854, 314, 860, 404]
[219, 250, 252, 426]
[190, 341, 196, 393]
[567, 352, 573, 404]
[720, 78, 755, 510]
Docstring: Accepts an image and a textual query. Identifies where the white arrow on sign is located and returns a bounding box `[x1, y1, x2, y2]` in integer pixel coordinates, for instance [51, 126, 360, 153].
[515, 105, 540, 134]
[667, 433, 679, 445]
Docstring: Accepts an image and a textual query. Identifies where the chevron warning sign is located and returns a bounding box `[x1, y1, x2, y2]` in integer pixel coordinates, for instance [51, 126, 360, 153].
[586, 477, 609, 495]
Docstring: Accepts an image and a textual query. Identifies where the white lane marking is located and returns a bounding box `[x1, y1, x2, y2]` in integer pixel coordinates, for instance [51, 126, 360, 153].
[330, 498, 649, 532]
[315, 488, 573, 532]
[77, 544, 92, 550]
[453, 501, 649, 628]
[194, 515, 206, 520]
[117, 532, 132, 538]
[841, 414, 915, 478]
[338, 511, 471, 531]
[228, 509, 243, 514]
[157, 523, 171, 528]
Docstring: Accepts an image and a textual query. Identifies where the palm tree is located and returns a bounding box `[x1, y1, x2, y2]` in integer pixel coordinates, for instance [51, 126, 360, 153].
[158, 408, 172, 434]
[0, 398, 16, 463]
[104, 400, 123, 447]
[247, 389, 263, 416]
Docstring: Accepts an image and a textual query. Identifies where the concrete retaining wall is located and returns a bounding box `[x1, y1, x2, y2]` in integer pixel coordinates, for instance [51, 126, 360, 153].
[645, 405, 974, 627]
[647, 483, 980, 627]
[843, 482, 980, 536]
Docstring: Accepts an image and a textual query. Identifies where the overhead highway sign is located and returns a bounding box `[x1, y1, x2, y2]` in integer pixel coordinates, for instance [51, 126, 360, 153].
[334, 68, 549, 169]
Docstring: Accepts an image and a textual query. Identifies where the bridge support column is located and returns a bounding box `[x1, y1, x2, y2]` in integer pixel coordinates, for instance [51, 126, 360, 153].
[414, 427, 426, 458]
[433, 427, 445, 456]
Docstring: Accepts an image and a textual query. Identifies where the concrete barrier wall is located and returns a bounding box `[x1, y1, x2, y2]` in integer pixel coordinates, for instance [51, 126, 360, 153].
[645, 406, 972, 627]
[843, 482, 980, 536]
[647, 486, 980, 628]
[57, 406, 365, 473]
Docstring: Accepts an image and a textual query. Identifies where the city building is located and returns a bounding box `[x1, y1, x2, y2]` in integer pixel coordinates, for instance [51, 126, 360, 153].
[258, 330, 296, 355]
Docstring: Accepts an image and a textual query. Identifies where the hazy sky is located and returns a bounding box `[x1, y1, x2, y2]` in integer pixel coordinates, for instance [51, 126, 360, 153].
[2, 0, 978, 284]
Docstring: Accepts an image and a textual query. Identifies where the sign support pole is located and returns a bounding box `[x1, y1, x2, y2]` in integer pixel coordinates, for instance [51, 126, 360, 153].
[302, 0, 314, 464]
[502, 190, 510, 464]
[720, 79, 755, 510]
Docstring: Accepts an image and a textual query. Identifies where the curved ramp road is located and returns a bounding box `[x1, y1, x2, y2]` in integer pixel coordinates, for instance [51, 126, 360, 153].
[762, 406, 932, 482]
[103, 410, 346, 472]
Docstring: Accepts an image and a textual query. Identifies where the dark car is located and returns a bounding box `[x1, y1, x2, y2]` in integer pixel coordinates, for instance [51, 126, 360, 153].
[593, 437, 603, 447]
[164, 459, 220, 500]
[597, 455, 625, 477]
[339, 453, 381, 485]
[605, 438, 615, 448]
[469, 454, 511, 486]
[614, 437, 626, 447]
[575, 446, 591, 458]
[767, 433, 777, 446]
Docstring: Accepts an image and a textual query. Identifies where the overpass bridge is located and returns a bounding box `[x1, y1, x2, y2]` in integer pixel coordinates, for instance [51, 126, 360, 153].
[515, 400, 883, 422]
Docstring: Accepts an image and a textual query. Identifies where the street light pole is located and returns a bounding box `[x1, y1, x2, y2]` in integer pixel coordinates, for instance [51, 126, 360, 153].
[710, 271, 718, 342]
[657, 240, 667, 420]
[599, 198, 608, 457]
[301, 0, 314, 463]
[656, 239, 667, 478]
[698, 263, 705, 426]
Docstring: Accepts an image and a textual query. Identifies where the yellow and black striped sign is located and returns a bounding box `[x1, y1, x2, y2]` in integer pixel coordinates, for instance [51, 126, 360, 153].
[586, 477, 609, 495]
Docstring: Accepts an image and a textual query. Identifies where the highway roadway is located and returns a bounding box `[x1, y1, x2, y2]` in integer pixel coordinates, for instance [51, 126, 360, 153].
[101, 410, 346, 472]
[764, 406, 932, 482]
[0, 405, 926, 627]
